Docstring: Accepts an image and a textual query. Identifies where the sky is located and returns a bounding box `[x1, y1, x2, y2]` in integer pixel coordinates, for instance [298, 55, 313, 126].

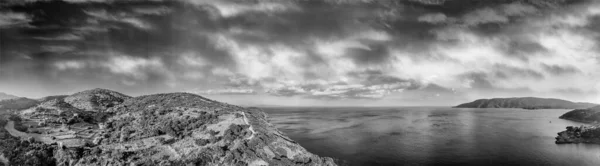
[1, 0, 600, 106]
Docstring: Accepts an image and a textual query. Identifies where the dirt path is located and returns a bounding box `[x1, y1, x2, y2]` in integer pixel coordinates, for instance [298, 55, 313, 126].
[4, 121, 53, 144]
[4, 121, 28, 139]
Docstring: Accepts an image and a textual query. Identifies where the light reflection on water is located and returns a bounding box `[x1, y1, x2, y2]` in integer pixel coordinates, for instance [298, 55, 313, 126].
[262, 107, 600, 166]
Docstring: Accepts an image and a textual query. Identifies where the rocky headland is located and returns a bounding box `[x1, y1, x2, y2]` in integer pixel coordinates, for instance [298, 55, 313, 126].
[555, 125, 600, 144]
[559, 106, 600, 123]
[455, 97, 596, 109]
[555, 106, 600, 145]
[0, 89, 337, 166]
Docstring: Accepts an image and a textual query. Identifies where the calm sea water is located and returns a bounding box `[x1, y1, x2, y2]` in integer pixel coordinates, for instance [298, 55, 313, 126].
[261, 107, 600, 166]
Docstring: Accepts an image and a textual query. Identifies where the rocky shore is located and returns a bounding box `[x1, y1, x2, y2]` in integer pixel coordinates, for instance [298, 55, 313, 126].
[555, 125, 600, 144]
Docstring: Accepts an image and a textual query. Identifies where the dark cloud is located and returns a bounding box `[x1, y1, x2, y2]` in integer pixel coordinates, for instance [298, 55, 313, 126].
[346, 43, 391, 65]
[493, 64, 545, 80]
[498, 39, 548, 61]
[542, 64, 581, 75]
[0, 0, 596, 105]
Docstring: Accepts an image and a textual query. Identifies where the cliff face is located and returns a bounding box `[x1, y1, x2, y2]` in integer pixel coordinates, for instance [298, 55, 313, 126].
[559, 106, 600, 123]
[455, 97, 596, 109]
[0, 90, 337, 166]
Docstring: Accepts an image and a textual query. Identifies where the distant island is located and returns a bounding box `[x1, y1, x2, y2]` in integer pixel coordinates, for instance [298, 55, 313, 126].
[0, 89, 337, 165]
[454, 97, 596, 109]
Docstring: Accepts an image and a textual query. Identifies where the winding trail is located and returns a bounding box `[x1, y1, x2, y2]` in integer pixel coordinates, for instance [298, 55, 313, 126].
[4, 121, 28, 139]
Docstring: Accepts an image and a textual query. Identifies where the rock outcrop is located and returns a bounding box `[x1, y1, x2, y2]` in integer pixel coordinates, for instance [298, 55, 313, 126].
[64, 88, 131, 111]
[555, 125, 600, 144]
[559, 106, 600, 123]
[455, 97, 596, 109]
[0, 89, 337, 166]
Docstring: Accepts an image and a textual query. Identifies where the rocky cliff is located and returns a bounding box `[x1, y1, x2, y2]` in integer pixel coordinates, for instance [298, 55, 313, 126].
[0, 89, 337, 166]
[455, 97, 596, 109]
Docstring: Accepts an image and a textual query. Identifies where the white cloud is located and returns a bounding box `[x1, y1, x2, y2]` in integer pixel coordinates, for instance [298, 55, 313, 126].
[386, 2, 600, 98]
[501, 2, 538, 16]
[178, 51, 208, 67]
[182, 0, 297, 17]
[418, 13, 448, 24]
[191, 88, 257, 95]
[0, 11, 31, 28]
[121, 18, 152, 29]
[462, 8, 509, 26]
[54, 61, 87, 70]
[34, 34, 83, 41]
[102, 55, 164, 80]
[84, 9, 153, 30]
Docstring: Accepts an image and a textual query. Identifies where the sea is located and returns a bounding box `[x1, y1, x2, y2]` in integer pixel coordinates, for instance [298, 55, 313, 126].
[261, 107, 600, 166]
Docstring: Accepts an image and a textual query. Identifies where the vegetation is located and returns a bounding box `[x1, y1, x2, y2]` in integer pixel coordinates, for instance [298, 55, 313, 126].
[0, 98, 40, 112]
[455, 97, 596, 109]
[0, 118, 57, 166]
[559, 106, 600, 123]
[0, 89, 337, 166]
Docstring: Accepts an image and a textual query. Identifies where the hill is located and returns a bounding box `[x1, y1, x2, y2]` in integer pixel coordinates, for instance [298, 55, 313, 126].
[0, 90, 337, 165]
[0, 98, 40, 112]
[559, 106, 600, 123]
[64, 88, 131, 111]
[0, 92, 18, 101]
[37, 95, 68, 102]
[454, 97, 596, 109]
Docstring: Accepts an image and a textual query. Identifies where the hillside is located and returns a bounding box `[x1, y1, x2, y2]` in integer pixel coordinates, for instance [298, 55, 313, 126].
[64, 88, 131, 111]
[37, 95, 68, 102]
[0, 98, 40, 112]
[0, 90, 337, 165]
[559, 106, 600, 123]
[0, 92, 18, 101]
[454, 97, 596, 109]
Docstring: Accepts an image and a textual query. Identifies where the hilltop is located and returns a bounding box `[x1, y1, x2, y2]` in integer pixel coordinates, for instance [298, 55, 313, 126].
[64, 88, 131, 111]
[37, 95, 68, 102]
[0, 92, 18, 101]
[455, 97, 596, 109]
[0, 89, 337, 165]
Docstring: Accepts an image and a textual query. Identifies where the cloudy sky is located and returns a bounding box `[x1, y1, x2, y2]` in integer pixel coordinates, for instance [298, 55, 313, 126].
[1, 0, 600, 106]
